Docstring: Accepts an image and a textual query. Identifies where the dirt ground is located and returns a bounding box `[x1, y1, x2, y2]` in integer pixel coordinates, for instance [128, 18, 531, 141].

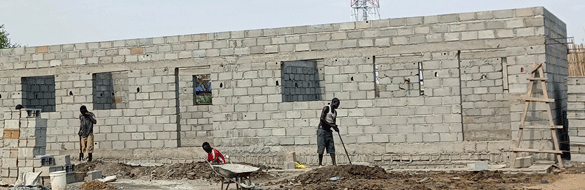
[80, 180, 115, 190]
[272, 165, 559, 190]
[4, 160, 585, 189]
[69, 160, 278, 190]
[74, 160, 272, 182]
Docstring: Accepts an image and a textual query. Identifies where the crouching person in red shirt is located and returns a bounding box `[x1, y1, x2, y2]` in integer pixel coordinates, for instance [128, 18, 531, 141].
[203, 142, 225, 164]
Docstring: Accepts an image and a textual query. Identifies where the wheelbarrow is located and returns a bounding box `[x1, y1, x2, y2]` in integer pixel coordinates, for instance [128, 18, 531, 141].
[205, 157, 260, 190]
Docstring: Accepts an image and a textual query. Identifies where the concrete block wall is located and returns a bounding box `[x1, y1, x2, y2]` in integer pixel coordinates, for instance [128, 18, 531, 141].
[46, 72, 93, 152]
[567, 77, 585, 161]
[376, 55, 424, 97]
[217, 140, 556, 167]
[544, 8, 569, 123]
[460, 55, 511, 141]
[0, 108, 49, 184]
[502, 7, 568, 157]
[89, 68, 179, 150]
[543, 8, 569, 151]
[208, 6, 567, 164]
[18, 68, 180, 152]
[0, 77, 24, 110]
[375, 51, 463, 142]
[0, 77, 22, 138]
[177, 67, 213, 147]
[0, 6, 569, 166]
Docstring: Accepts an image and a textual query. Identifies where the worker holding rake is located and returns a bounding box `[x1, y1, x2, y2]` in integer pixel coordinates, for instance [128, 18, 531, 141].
[317, 98, 340, 166]
[78, 105, 96, 162]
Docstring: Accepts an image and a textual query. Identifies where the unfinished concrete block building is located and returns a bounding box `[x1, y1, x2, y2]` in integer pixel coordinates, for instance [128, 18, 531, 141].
[0, 7, 569, 168]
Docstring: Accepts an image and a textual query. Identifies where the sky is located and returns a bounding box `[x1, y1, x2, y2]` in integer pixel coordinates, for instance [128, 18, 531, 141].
[1, 0, 584, 47]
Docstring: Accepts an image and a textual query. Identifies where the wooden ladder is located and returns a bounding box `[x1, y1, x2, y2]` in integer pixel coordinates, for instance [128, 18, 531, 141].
[511, 63, 563, 168]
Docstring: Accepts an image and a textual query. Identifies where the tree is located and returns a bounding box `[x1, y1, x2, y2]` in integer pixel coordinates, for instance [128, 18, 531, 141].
[0, 25, 20, 49]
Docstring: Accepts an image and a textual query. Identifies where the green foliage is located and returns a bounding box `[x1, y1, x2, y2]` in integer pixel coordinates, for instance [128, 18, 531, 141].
[195, 93, 212, 105]
[0, 25, 20, 49]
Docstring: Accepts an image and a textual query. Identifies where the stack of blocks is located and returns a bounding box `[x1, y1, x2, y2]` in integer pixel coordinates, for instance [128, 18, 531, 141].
[2, 109, 47, 184]
[283, 152, 296, 170]
[0, 108, 75, 186]
[567, 77, 585, 161]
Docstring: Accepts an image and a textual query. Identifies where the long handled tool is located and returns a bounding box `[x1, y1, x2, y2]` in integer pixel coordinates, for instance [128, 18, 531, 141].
[337, 131, 352, 165]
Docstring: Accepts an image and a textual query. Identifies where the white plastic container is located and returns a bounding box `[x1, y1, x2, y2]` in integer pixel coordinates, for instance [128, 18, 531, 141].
[49, 171, 67, 190]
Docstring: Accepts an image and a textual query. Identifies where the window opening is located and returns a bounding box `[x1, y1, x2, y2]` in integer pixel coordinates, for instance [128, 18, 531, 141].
[418, 62, 424, 95]
[281, 60, 322, 102]
[193, 74, 212, 105]
[92, 71, 128, 110]
[374, 56, 379, 97]
[21, 76, 56, 112]
[501, 57, 509, 91]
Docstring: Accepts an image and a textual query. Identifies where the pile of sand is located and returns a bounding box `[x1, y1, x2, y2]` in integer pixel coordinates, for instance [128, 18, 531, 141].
[80, 180, 115, 190]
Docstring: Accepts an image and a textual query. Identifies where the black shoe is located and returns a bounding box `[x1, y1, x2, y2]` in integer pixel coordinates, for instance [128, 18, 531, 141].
[79, 153, 83, 161]
[88, 153, 92, 162]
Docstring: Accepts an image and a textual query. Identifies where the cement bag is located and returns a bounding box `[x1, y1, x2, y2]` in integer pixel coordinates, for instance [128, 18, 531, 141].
[25, 172, 42, 186]
[13, 172, 42, 187]
[13, 172, 25, 187]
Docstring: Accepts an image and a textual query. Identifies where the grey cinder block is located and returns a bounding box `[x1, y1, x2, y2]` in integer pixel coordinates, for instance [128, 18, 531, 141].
[85, 170, 102, 181]
[468, 161, 488, 171]
[53, 155, 71, 166]
[283, 162, 295, 170]
[514, 156, 532, 168]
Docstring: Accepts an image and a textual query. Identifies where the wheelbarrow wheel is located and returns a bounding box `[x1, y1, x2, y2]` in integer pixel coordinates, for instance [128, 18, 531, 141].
[237, 177, 243, 190]
[235, 176, 254, 189]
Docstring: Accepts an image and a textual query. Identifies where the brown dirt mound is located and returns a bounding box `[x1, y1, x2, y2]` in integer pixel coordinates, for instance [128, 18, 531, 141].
[281, 166, 560, 190]
[564, 164, 585, 174]
[80, 180, 115, 190]
[76, 160, 134, 178]
[294, 165, 402, 185]
[75, 160, 269, 181]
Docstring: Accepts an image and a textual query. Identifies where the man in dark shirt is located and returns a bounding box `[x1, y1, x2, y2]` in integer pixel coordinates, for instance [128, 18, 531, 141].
[78, 105, 96, 162]
[318, 98, 340, 166]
